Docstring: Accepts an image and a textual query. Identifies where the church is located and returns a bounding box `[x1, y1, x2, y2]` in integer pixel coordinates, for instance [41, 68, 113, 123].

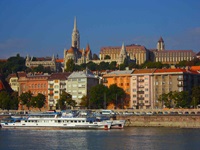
[63, 17, 92, 69]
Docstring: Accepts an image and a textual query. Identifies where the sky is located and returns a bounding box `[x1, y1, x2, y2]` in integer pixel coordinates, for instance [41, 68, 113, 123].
[0, 0, 200, 59]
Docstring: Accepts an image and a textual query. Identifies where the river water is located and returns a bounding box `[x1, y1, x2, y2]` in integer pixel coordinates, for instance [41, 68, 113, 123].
[0, 127, 200, 150]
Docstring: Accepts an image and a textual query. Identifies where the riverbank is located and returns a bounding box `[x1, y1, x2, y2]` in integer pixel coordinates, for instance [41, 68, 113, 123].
[117, 115, 200, 128]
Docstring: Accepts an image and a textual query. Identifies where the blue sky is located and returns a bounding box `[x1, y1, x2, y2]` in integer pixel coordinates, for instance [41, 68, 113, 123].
[0, 0, 200, 59]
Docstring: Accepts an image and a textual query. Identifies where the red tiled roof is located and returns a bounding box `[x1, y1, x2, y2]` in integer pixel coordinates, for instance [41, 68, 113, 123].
[133, 69, 156, 74]
[190, 66, 200, 71]
[48, 72, 71, 80]
[154, 68, 186, 73]
[56, 59, 63, 63]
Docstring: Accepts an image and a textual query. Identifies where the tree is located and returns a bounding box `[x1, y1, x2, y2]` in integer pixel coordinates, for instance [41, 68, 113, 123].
[10, 91, 19, 110]
[65, 59, 75, 72]
[36, 93, 46, 111]
[19, 91, 33, 110]
[109, 61, 117, 70]
[57, 91, 76, 110]
[89, 84, 109, 109]
[107, 84, 126, 108]
[99, 61, 109, 70]
[87, 61, 98, 71]
[80, 95, 89, 108]
[0, 91, 11, 110]
[191, 86, 200, 107]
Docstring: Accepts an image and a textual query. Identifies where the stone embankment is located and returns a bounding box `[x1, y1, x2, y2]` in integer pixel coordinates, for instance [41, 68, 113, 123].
[117, 115, 200, 128]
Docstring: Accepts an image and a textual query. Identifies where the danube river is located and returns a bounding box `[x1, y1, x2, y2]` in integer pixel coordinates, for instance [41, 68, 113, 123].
[1, 127, 200, 150]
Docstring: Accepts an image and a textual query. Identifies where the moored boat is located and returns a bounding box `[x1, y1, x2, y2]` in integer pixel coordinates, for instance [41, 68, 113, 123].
[0, 112, 111, 130]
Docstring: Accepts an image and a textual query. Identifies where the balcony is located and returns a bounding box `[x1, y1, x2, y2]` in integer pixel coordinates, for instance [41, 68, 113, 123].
[137, 91, 144, 94]
[138, 79, 144, 82]
[138, 85, 144, 88]
[48, 92, 53, 96]
[177, 83, 186, 87]
[60, 82, 66, 85]
[137, 97, 144, 100]
[177, 77, 187, 81]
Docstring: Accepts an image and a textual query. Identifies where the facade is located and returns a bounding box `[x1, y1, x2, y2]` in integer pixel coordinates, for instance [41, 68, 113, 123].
[153, 68, 199, 108]
[103, 68, 200, 109]
[25, 55, 56, 71]
[7, 73, 19, 92]
[66, 69, 99, 105]
[48, 72, 71, 110]
[131, 69, 156, 109]
[64, 17, 92, 68]
[103, 70, 133, 108]
[18, 72, 50, 110]
[150, 37, 196, 64]
[99, 44, 148, 65]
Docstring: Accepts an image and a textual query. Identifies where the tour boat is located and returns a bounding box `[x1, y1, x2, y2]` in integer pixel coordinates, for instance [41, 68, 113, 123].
[0, 112, 111, 130]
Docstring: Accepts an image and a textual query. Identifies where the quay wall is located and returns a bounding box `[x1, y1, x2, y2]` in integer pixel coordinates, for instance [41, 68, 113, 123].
[117, 115, 200, 128]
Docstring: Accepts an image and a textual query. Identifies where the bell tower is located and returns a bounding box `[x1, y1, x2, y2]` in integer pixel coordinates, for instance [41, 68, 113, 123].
[157, 37, 165, 51]
[71, 16, 80, 49]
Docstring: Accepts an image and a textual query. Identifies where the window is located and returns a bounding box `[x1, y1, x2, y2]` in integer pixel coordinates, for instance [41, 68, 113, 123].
[145, 94, 148, 97]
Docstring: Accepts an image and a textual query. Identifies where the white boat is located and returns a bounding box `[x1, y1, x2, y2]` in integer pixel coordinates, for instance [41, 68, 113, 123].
[0, 112, 111, 130]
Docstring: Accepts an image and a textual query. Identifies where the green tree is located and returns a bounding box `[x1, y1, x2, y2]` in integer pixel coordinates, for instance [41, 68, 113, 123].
[19, 91, 33, 110]
[89, 84, 109, 109]
[0, 91, 11, 110]
[87, 61, 98, 71]
[191, 86, 200, 107]
[158, 93, 169, 108]
[57, 91, 76, 110]
[99, 61, 109, 70]
[80, 95, 89, 108]
[65, 59, 75, 72]
[37, 93, 46, 110]
[107, 84, 126, 108]
[109, 61, 117, 70]
[10, 91, 19, 110]
[173, 91, 190, 108]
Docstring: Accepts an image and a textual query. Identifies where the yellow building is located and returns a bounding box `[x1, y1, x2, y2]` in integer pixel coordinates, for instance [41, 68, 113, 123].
[103, 70, 133, 108]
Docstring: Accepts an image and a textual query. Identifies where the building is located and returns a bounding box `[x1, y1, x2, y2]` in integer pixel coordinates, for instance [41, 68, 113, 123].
[153, 68, 200, 108]
[48, 72, 71, 110]
[7, 73, 19, 92]
[150, 37, 196, 64]
[25, 55, 56, 71]
[99, 44, 148, 65]
[103, 68, 200, 109]
[103, 70, 133, 108]
[64, 17, 92, 68]
[131, 69, 156, 109]
[18, 72, 50, 110]
[66, 69, 99, 105]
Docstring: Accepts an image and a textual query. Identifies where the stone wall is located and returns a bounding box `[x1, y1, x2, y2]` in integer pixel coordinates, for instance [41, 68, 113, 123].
[117, 115, 200, 128]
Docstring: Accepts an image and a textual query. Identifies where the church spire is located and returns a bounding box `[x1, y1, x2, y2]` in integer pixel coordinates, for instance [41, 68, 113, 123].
[73, 16, 77, 31]
[71, 16, 80, 49]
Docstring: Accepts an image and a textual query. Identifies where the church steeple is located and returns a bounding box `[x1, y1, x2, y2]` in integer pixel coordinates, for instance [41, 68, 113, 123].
[157, 37, 165, 51]
[73, 16, 77, 31]
[72, 16, 80, 49]
[118, 42, 127, 64]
